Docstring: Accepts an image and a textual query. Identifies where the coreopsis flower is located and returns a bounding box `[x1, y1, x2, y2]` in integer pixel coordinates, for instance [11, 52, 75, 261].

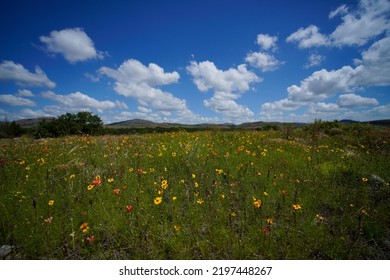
[154, 197, 162, 205]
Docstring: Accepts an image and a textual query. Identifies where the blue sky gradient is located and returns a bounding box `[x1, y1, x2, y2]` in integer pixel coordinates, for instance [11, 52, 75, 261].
[1, 0, 389, 124]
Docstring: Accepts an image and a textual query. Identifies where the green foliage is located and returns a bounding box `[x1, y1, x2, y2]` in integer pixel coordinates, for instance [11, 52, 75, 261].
[34, 112, 103, 138]
[0, 121, 24, 138]
[0, 129, 389, 259]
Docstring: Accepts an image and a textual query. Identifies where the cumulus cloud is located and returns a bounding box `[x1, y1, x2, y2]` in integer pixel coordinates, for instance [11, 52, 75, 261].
[330, 0, 390, 46]
[41, 91, 126, 114]
[245, 52, 284, 72]
[303, 53, 325, 68]
[288, 0, 390, 49]
[187, 60, 261, 122]
[39, 28, 106, 63]
[16, 89, 34, 97]
[337, 93, 379, 108]
[99, 59, 200, 122]
[246, 34, 284, 72]
[256, 34, 278, 51]
[0, 60, 55, 88]
[286, 25, 331, 48]
[261, 32, 390, 121]
[0, 94, 36, 107]
[187, 61, 260, 93]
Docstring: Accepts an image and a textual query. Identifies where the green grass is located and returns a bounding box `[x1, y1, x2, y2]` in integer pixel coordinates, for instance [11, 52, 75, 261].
[1, 127, 389, 259]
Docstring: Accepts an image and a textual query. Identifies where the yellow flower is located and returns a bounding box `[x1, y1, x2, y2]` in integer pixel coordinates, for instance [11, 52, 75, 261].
[196, 198, 204, 204]
[253, 198, 262, 209]
[361, 209, 368, 216]
[87, 184, 94, 190]
[172, 196, 177, 201]
[174, 225, 181, 232]
[172, 152, 176, 157]
[80, 223, 89, 233]
[107, 178, 114, 183]
[215, 169, 223, 174]
[362, 177, 368, 182]
[263, 191, 269, 196]
[161, 180, 168, 189]
[19, 160, 25, 165]
[128, 168, 134, 172]
[48, 200, 54, 206]
[25, 166, 30, 171]
[266, 218, 273, 224]
[191, 174, 196, 179]
[37, 158, 45, 165]
[194, 182, 199, 187]
[154, 197, 162, 205]
[292, 204, 302, 210]
[220, 194, 225, 199]
[230, 211, 237, 217]
[316, 214, 325, 221]
[69, 174, 76, 179]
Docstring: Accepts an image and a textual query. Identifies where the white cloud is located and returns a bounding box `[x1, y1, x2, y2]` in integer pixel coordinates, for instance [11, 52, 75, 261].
[41, 91, 123, 113]
[261, 33, 390, 121]
[329, 4, 349, 19]
[256, 34, 278, 51]
[0, 94, 36, 107]
[99, 59, 201, 123]
[337, 93, 379, 108]
[187, 60, 260, 123]
[330, 0, 390, 46]
[286, 25, 331, 48]
[245, 51, 284, 72]
[287, 66, 358, 103]
[303, 53, 325, 68]
[187, 60, 260, 93]
[0, 60, 55, 88]
[354, 36, 390, 86]
[308, 102, 341, 113]
[39, 28, 106, 63]
[16, 89, 34, 97]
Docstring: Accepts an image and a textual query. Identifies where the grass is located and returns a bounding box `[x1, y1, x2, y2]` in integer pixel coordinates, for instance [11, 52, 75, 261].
[0, 126, 389, 259]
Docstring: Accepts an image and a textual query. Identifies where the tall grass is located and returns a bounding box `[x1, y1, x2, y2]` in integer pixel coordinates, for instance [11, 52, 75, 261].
[1, 127, 389, 259]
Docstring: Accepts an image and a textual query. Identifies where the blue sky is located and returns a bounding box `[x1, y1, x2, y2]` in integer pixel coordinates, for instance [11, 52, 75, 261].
[1, 0, 389, 124]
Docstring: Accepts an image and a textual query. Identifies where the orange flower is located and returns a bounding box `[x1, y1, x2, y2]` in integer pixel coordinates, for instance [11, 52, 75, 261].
[126, 205, 133, 213]
[91, 175, 101, 186]
[113, 188, 120, 195]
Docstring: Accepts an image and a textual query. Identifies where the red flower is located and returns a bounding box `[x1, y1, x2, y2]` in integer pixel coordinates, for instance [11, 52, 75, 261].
[137, 168, 143, 174]
[91, 176, 102, 186]
[86, 235, 95, 244]
[281, 189, 287, 198]
[126, 205, 133, 213]
[113, 188, 120, 195]
[263, 227, 269, 233]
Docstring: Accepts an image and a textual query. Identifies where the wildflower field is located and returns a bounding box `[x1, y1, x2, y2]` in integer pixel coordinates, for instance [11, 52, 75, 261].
[1, 125, 389, 259]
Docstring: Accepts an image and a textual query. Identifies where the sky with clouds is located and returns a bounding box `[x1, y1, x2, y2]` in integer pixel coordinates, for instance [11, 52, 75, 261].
[0, 0, 389, 124]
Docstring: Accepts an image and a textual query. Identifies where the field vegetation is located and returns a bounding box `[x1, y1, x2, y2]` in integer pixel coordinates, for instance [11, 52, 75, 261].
[0, 122, 389, 259]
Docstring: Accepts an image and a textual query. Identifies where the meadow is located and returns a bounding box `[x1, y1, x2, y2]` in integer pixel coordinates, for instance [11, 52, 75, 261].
[1, 124, 389, 259]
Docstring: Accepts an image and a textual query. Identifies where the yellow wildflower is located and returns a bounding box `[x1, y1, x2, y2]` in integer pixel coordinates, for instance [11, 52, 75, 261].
[154, 197, 162, 205]
[80, 223, 89, 233]
[48, 200, 54, 206]
[292, 204, 302, 210]
[196, 198, 204, 204]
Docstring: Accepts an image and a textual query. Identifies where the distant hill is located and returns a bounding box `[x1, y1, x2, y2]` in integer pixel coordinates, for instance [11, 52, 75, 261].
[3, 117, 389, 130]
[13, 117, 55, 128]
